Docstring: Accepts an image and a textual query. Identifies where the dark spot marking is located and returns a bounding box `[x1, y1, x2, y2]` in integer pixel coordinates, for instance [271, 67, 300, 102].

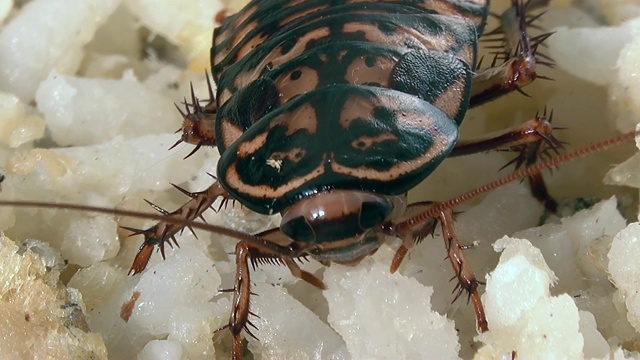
[378, 21, 396, 34]
[24, 312, 30, 322]
[280, 38, 296, 54]
[290, 70, 302, 80]
[364, 56, 376, 67]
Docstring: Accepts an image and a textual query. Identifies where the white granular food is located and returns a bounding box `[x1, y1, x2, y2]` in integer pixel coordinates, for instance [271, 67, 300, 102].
[1, 0, 640, 359]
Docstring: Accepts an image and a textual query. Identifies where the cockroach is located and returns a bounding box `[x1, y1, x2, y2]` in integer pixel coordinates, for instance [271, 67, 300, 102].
[0, 0, 636, 358]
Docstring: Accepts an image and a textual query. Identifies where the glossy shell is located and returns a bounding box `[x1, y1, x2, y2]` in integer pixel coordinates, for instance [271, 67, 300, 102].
[211, 0, 489, 214]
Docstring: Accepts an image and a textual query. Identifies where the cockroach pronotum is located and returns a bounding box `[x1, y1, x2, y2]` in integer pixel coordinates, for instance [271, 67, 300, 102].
[0, 0, 637, 358]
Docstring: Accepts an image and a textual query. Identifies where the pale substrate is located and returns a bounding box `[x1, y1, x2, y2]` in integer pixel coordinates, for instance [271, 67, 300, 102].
[1, 0, 640, 359]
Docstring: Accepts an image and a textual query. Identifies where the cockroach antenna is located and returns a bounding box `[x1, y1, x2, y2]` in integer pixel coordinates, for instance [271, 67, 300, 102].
[396, 130, 638, 231]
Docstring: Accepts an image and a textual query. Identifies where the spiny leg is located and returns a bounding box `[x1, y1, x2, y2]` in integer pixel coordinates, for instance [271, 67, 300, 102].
[246, 229, 325, 289]
[498, 109, 564, 212]
[526, 171, 556, 212]
[219, 236, 322, 360]
[387, 202, 488, 332]
[124, 180, 234, 275]
[450, 109, 562, 157]
[482, 0, 552, 62]
[169, 72, 217, 159]
[471, 0, 553, 107]
[218, 241, 255, 360]
[387, 201, 438, 273]
[124, 72, 223, 274]
[437, 208, 487, 332]
[451, 108, 564, 212]
[466, 0, 559, 210]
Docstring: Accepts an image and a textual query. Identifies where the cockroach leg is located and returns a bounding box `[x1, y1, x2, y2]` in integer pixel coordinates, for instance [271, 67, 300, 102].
[388, 203, 488, 332]
[527, 171, 557, 212]
[451, 109, 562, 157]
[282, 257, 326, 290]
[386, 201, 437, 273]
[499, 110, 565, 212]
[451, 109, 564, 212]
[217, 241, 256, 360]
[470, 0, 553, 107]
[245, 231, 326, 289]
[483, 0, 552, 60]
[124, 181, 232, 275]
[215, 9, 227, 25]
[127, 74, 224, 274]
[389, 233, 414, 274]
[169, 73, 217, 159]
[438, 208, 488, 332]
[219, 239, 320, 360]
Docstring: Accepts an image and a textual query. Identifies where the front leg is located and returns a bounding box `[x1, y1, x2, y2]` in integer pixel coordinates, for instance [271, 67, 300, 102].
[219, 241, 255, 360]
[437, 208, 488, 333]
[126, 73, 223, 274]
[220, 233, 323, 360]
[125, 181, 233, 274]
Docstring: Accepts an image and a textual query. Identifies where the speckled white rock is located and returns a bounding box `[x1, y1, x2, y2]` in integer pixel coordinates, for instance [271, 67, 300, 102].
[477, 237, 584, 359]
[0, 92, 44, 148]
[137, 339, 183, 360]
[0, 0, 123, 102]
[0, 0, 12, 24]
[609, 222, 640, 333]
[324, 260, 460, 359]
[246, 283, 349, 360]
[609, 18, 640, 132]
[35, 71, 180, 146]
[125, 0, 223, 70]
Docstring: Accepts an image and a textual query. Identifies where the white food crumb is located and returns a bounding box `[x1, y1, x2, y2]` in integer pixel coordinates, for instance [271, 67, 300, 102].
[0, 0, 122, 102]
